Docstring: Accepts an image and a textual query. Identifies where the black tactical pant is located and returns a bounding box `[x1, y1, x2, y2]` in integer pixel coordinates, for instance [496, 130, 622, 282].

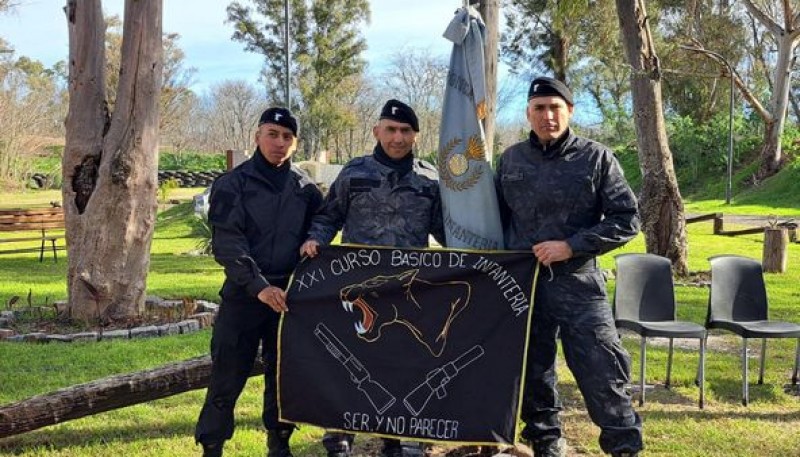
[521, 270, 643, 455]
[195, 287, 292, 445]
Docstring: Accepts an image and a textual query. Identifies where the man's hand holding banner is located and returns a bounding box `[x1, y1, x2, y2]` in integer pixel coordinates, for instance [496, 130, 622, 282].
[278, 245, 535, 446]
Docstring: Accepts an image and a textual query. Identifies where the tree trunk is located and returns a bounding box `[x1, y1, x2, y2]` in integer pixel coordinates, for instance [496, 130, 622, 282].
[0, 356, 265, 439]
[758, 118, 782, 179]
[757, 31, 793, 178]
[62, 0, 163, 321]
[478, 0, 498, 163]
[742, 0, 800, 179]
[615, 0, 689, 276]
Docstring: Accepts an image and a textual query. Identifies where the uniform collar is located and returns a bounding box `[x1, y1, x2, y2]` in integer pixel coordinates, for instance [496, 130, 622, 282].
[373, 142, 414, 176]
[529, 128, 573, 159]
[243, 147, 292, 189]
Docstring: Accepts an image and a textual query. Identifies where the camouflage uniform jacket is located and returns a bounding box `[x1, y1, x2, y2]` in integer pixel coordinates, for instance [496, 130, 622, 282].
[209, 151, 322, 304]
[496, 129, 639, 259]
[308, 153, 446, 248]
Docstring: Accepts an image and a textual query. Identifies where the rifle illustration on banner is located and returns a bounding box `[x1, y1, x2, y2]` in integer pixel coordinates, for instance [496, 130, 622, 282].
[314, 322, 396, 415]
[403, 345, 485, 416]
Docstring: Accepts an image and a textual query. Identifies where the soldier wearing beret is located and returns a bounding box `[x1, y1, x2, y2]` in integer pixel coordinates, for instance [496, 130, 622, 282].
[300, 99, 445, 457]
[195, 107, 323, 457]
[495, 77, 643, 457]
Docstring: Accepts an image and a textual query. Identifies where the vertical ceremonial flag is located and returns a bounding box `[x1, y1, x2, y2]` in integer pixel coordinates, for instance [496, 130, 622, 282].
[278, 245, 535, 445]
[438, 6, 504, 250]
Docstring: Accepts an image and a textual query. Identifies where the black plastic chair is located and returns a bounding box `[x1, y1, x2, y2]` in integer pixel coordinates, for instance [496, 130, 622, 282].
[613, 253, 707, 408]
[707, 255, 800, 406]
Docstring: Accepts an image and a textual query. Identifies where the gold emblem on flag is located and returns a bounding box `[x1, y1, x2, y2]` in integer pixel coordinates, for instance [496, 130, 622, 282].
[439, 135, 485, 191]
[448, 155, 468, 176]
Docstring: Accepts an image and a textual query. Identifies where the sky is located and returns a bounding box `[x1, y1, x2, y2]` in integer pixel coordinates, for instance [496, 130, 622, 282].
[0, 0, 464, 92]
[0, 0, 538, 125]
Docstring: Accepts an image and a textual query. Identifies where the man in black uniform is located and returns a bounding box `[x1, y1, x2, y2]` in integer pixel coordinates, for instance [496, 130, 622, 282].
[495, 78, 643, 457]
[301, 99, 445, 457]
[195, 107, 323, 457]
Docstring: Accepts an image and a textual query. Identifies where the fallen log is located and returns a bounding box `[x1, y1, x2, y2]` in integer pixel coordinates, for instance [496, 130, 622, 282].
[0, 355, 264, 439]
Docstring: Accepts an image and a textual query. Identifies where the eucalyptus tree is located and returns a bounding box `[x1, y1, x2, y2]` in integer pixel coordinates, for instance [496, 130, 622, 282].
[659, 0, 747, 123]
[616, 0, 688, 275]
[227, 0, 370, 159]
[740, 0, 800, 177]
[673, 1, 800, 178]
[63, 0, 162, 320]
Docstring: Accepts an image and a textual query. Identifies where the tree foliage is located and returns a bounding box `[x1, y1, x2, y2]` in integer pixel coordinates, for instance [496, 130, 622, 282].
[501, 0, 584, 81]
[659, 1, 747, 123]
[502, 0, 632, 143]
[104, 15, 196, 135]
[381, 47, 448, 157]
[199, 79, 264, 152]
[226, 0, 370, 159]
[0, 51, 66, 186]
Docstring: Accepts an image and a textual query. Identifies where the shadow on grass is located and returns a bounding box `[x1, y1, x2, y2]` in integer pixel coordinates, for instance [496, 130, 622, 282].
[147, 252, 219, 274]
[557, 375, 800, 421]
[0, 253, 220, 283]
[0, 414, 327, 456]
[0, 417, 197, 452]
[706, 376, 794, 405]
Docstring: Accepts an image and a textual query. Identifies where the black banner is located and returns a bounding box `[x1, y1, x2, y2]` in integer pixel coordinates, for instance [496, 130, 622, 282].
[278, 245, 535, 445]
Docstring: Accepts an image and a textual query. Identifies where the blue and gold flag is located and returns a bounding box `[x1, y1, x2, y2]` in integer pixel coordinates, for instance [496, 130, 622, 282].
[438, 6, 504, 250]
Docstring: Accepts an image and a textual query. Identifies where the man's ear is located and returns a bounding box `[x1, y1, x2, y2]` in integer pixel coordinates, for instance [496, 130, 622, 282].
[372, 124, 379, 140]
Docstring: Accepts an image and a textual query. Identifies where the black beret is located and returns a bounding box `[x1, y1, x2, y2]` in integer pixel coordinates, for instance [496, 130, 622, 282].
[258, 107, 298, 136]
[527, 77, 574, 105]
[379, 99, 419, 132]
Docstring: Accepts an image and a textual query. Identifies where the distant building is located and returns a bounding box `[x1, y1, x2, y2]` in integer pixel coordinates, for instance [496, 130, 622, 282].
[295, 161, 343, 194]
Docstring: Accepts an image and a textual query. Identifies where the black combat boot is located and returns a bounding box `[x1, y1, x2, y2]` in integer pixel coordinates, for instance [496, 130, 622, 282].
[611, 452, 639, 457]
[322, 432, 353, 457]
[400, 442, 426, 457]
[380, 438, 404, 457]
[267, 429, 293, 457]
[532, 438, 565, 457]
[201, 442, 223, 457]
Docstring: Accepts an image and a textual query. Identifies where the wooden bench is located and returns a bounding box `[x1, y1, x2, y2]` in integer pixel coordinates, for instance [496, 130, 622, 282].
[0, 207, 66, 262]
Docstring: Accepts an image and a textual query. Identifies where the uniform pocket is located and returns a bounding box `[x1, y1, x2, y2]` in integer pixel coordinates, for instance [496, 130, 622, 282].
[499, 168, 532, 214]
[350, 177, 381, 193]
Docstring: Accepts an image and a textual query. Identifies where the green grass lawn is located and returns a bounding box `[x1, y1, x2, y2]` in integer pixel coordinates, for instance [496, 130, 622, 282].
[1, 190, 799, 456]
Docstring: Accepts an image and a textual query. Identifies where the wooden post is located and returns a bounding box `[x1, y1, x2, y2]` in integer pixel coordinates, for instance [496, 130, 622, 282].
[763, 228, 788, 273]
[713, 213, 724, 234]
[478, 0, 498, 163]
[226, 149, 250, 171]
[226, 149, 234, 171]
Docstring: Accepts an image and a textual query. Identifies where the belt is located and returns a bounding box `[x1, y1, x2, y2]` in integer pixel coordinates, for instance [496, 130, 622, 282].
[546, 257, 597, 277]
[265, 274, 292, 288]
